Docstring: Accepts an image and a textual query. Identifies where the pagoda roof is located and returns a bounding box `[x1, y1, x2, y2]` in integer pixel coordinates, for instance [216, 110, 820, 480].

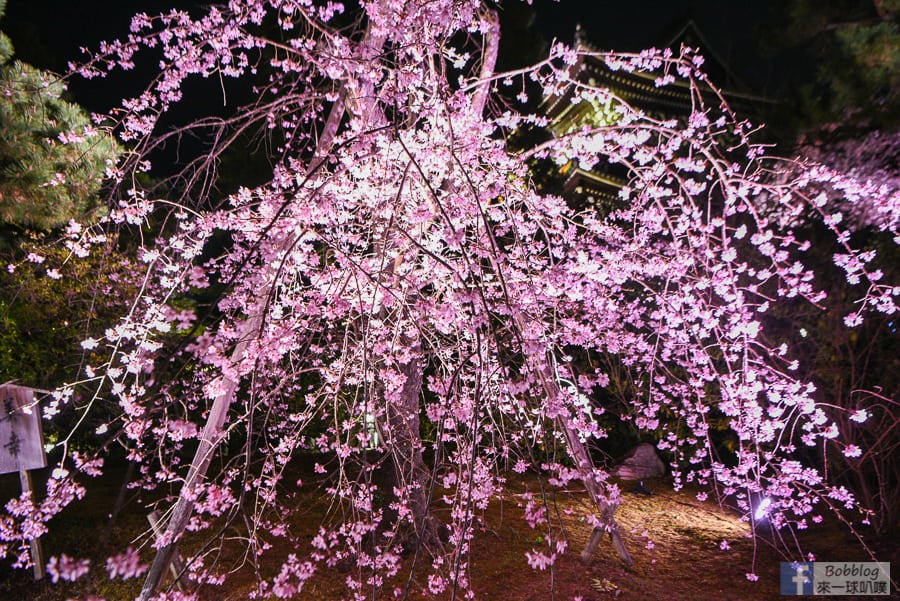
[538, 19, 776, 210]
[553, 20, 775, 119]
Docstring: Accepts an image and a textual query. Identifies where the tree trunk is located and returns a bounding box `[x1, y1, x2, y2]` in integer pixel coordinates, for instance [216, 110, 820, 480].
[376, 347, 441, 551]
[370, 2, 499, 556]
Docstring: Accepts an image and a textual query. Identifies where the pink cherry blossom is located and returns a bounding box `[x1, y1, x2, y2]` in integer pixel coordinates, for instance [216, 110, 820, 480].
[2, 2, 896, 599]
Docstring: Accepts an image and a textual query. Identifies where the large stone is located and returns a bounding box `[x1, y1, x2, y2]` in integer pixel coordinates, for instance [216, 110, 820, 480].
[613, 443, 666, 480]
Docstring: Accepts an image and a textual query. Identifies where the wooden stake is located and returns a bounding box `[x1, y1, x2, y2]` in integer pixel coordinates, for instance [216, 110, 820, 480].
[136, 23, 389, 601]
[147, 511, 187, 591]
[513, 316, 632, 567]
[19, 470, 44, 580]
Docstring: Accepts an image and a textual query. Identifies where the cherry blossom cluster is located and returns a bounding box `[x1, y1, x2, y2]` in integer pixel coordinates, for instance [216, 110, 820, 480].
[2, 1, 897, 599]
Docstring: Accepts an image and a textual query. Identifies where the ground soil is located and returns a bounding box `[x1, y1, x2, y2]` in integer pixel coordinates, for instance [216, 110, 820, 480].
[1, 463, 897, 601]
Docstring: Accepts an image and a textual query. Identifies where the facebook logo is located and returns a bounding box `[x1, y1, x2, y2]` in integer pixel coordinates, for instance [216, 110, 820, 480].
[781, 562, 814, 595]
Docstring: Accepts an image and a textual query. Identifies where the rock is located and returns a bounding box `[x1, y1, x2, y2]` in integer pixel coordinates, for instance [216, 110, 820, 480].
[613, 443, 665, 480]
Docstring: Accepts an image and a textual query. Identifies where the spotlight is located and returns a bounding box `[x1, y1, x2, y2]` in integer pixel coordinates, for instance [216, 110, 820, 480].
[754, 497, 772, 521]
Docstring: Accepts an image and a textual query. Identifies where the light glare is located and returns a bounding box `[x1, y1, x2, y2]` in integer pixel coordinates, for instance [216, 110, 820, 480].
[754, 497, 772, 520]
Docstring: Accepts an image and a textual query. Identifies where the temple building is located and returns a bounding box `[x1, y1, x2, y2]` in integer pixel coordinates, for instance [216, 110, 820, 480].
[540, 21, 775, 208]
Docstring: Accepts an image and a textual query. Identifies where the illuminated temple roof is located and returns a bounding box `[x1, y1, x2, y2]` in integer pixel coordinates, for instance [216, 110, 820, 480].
[542, 21, 774, 207]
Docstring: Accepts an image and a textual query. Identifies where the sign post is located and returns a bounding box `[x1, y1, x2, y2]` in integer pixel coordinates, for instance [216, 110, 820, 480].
[0, 384, 48, 580]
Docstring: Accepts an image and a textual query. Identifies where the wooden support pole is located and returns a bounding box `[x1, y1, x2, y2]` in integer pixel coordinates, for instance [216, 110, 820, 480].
[147, 511, 187, 592]
[513, 316, 632, 567]
[557, 422, 632, 567]
[136, 23, 389, 601]
[19, 469, 44, 580]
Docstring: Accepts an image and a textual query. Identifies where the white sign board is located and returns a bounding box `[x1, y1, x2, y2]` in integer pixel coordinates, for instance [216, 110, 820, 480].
[0, 385, 47, 474]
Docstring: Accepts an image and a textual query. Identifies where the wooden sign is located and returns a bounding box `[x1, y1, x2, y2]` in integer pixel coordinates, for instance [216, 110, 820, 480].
[0, 384, 46, 475]
[0, 384, 47, 579]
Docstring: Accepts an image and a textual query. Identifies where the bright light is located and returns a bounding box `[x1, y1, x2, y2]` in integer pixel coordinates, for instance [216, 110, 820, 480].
[754, 497, 772, 520]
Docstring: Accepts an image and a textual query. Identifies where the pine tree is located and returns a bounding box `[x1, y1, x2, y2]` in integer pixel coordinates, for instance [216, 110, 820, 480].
[0, 0, 119, 231]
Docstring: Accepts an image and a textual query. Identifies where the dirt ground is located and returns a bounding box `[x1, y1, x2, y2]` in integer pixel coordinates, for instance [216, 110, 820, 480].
[1, 465, 897, 601]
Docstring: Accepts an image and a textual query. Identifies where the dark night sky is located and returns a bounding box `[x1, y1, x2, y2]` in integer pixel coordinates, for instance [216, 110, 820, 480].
[3, 0, 784, 109]
[535, 0, 766, 50]
[4, 1, 208, 112]
[532, 0, 778, 90]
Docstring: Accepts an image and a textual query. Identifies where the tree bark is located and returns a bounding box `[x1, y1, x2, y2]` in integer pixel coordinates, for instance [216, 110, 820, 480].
[376, 346, 442, 551]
